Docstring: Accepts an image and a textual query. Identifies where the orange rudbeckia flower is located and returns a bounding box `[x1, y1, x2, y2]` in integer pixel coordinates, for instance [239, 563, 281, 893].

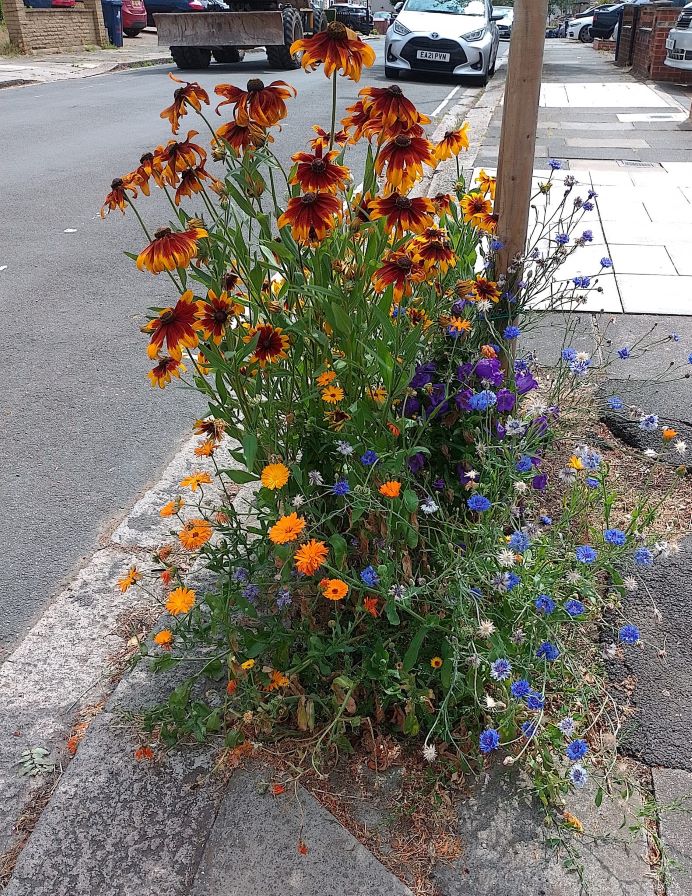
[101, 176, 138, 217]
[194, 417, 226, 442]
[372, 250, 426, 301]
[341, 98, 379, 143]
[434, 124, 470, 161]
[376, 134, 436, 193]
[475, 169, 497, 199]
[215, 119, 271, 153]
[368, 192, 435, 236]
[197, 289, 244, 344]
[158, 130, 207, 184]
[243, 322, 290, 366]
[174, 165, 215, 205]
[215, 78, 296, 128]
[359, 84, 427, 133]
[136, 226, 207, 275]
[148, 355, 186, 389]
[460, 192, 493, 228]
[128, 152, 165, 196]
[291, 147, 350, 194]
[277, 191, 342, 244]
[292, 20, 376, 81]
[143, 290, 203, 360]
[410, 227, 457, 274]
[160, 73, 210, 134]
[310, 125, 348, 152]
[457, 276, 501, 303]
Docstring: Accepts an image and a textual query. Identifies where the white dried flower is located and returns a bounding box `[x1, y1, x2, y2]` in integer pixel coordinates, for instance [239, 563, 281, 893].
[478, 619, 496, 638]
[623, 576, 638, 592]
[466, 469, 480, 480]
[643, 448, 658, 458]
[308, 471, 324, 486]
[423, 743, 437, 763]
[604, 643, 617, 659]
[421, 497, 438, 515]
[674, 440, 687, 455]
[566, 570, 581, 584]
[514, 481, 528, 494]
[575, 351, 590, 363]
[292, 495, 305, 508]
[476, 299, 492, 313]
[497, 549, 516, 568]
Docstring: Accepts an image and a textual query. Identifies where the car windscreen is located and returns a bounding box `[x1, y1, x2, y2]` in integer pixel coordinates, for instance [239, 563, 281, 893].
[402, 0, 486, 14]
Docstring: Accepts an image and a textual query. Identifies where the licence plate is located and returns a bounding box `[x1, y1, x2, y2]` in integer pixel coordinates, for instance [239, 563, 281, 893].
[417, 49, 450, 62]
[666, 37, 675, 50]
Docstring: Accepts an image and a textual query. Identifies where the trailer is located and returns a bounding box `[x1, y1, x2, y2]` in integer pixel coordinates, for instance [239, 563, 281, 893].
[155, 1, 327, 70]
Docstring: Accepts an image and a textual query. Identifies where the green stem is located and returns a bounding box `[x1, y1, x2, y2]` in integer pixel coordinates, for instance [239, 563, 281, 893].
[329, 71, 337, 152]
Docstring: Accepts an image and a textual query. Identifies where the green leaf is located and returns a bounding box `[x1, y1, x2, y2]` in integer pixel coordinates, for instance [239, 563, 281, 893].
[403, 489, 419, 513]
[403, 626, 428, 672]
[241, 432, 257, 473]
[595, 786, 603, 808]
[385, 601, 400, 625]
[223, 469, 259, 484]
[328, 533, 348, 569]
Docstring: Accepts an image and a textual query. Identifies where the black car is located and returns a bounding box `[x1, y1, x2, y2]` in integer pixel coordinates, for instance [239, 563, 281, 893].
[592, 0, 688, 39]
[329, 2, 372, 34]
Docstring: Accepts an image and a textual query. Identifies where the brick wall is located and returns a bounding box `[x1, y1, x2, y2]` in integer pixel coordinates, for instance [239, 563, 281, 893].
[3, 0, 108, 53]
[631, 3, 692, 84]
[615, 3, 639, 67]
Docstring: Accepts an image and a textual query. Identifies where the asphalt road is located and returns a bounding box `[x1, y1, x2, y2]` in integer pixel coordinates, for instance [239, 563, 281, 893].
[0, 41, 507, 657]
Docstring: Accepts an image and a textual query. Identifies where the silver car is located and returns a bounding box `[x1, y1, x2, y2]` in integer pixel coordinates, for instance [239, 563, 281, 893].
[385, 0, 501, 85]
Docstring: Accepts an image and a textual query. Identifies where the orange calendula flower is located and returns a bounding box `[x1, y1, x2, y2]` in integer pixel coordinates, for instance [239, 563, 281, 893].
[277, 191, 342, 243]
[197, 289, 244, 344]
[372, 250, 426, 301]
[430, 656, 443, 669]
[194, 440, 215, 457]
[460, 192, 493, 228]
[291, 147, 350, 194]
[662, 427, 678, 441]
[101, 176, 138, 218]
[215, 119, 270, 153]
[481, 344, 498, 359]
[360, 84, 429, 133]
[319, 578, 349, 601]
[368, 192, 435, 236]
[369, 386, 387, 404]
[243, 322, 290, 366]
[117, 566, 141, 593]
[434, 123, 470, 161]
[321, 385, 344, 404]
[476, 169, 497, 199]
[160, 497, 185, 517]
[161, 73, 210, 134]
[261, 463, 290, 490]
[563, 812, 584, 834]
[310, 125, 348, 152]
[215, 78, 296, 128]
[157, 130, 207, 183]
[148, 355, 186, 389]
[226, 679, 237, 695]
[269, 513, 306, 545]
[241, 659, 255, 670]
[166, 586, 196, 615]
[143, 290, 203, 359]
[387, 422, 401, 437]
[410, 227, 457, 273]
[134, 746, 155, 761]
[267, 670, 290, 691]
[292, 20, 376, 81]
[379, 480, 401, 498]
[376, 134, 436, 193]
[153, 629, 173, 649]
[448, 317, 472, 338]
[294, 539, 329, 575]
[137, 226, 207, 275]
[316, 370, 336, 387]
[178, 517, 213, 550]
[363, 596, 379, 617]
[567, 455, 585, 471]
[180, 471, 212, 491]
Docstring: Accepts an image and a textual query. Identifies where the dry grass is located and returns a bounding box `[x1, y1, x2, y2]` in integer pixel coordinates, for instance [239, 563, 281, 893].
[0, 776, 61, 887]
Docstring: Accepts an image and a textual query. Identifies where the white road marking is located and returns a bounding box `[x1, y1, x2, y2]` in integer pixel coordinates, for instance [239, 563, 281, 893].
[432, 86, 460, 118]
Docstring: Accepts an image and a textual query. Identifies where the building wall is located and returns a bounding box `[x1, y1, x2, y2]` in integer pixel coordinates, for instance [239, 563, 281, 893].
[631, 3, 692, 84]
[3, 0, 108, 53]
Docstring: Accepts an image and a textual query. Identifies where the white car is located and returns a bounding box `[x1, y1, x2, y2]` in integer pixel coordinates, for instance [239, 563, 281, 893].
[665, 2, 692, 70]
[385, 0, 501, 85]
[566, 5, 609, 42]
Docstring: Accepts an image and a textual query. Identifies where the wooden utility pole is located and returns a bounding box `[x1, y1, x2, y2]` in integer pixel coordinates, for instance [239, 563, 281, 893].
[494, 0, 550, 278]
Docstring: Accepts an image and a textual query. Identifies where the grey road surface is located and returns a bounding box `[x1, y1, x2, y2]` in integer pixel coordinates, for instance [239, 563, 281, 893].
[0, 42, 506, 657]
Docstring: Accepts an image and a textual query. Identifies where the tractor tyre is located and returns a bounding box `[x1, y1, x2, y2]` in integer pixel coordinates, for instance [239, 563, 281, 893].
[266, 6, 303, 70]
[313, 10, 328, 33]
[213, 46, 246, 63]
[170, 46, 212, 70]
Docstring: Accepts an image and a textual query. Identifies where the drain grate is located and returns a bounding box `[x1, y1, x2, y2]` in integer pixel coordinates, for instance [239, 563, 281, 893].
[616, 160, 662, 168]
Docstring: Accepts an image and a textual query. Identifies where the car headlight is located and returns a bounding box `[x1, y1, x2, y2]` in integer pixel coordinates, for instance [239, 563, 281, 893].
[392, 19, 410, 35]
[461, 27, 485, 41]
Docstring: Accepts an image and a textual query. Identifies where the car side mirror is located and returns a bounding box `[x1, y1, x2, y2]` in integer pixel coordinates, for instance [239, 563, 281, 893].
[490, 11, 504, 20]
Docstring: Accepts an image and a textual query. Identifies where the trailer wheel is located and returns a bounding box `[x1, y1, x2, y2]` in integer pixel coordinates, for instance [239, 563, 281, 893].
[266, 6, 303, 70]
[213, 47, 246, 64]
[170, 46, 212, 70]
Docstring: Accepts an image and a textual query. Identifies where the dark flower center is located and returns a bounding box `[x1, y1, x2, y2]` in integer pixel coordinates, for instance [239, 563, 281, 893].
[213, 308, 229, 323]
[301, 192, 318, 205]
[247, 78, 265, 93]
[160, 309, 175, 323]
[395, 257, 413, 272]
[327, 20, 347, 37]
[310, 159, 326, 173]
[154, 227, 173, 239]
[394, 196, 412, 210]
[394, 135, 412, 148]
[140, 152, 154, 164]
[387, 85, 403, 96]
[111, 178, 124, 189]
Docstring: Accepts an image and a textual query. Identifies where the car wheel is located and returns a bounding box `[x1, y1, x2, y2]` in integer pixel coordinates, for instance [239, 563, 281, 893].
[266, 6, 303, 70]
[468, 70, 488, 87]
[488, 47, 497, 76]
[213, 47, 245, 64]
[579, 24, 592, 43]
[170, 46, 212, 69]
[384, 64, 400, 79]
[124, 28, 141, 37]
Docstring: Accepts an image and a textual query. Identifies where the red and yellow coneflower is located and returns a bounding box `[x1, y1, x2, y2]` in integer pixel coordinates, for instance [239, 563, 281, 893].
[368, 192, 435, 236]
[476, 168, 497, 199]
[291, 20, 376, 81]
[372, 250, 426, 301]
[215, 78, 296, 128]
[359, 84, 428, 133]
[277, 191, 342, 243]
[157, 130, 207, 184]
[101, 176, 138, 217]
[148, 355, 186, 389]
[434, 123, 470, 161]
[143, 290, 203, 359]
[243, 322, 290, 366]
[197, 289, 243, 344]
[291, 147, 350, 194]
[174, 165, 215, 205]
[194, 417, 226, 442]
[410, 227, 457, 273]
[458, 276, 501, 303]
[160, 73, 210, 134]
[376, 134, 436, 193]
[460, 192, 494, 229]
[215, 119, 270, 153]
[310, 125, 348, 152]
[136, 226, 207, 275]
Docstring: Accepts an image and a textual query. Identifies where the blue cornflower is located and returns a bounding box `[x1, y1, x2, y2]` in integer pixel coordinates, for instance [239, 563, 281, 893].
[639, 414, 659, 431]
[573, 276, 591, 289]
[585, 476, 599, 489]
[566, 739, 588, 761]
[619, 623, 640, 645]
[232, 568, 249, 583]
[360, 449, 379, 466]
[582, 200, 594, 211]
[276, 588, 292, 609]
[588, 189, 598, 199]
[540, 515, 553, 526]
[561, 347, 577, 362]
[516, 455, 533, 473]
[671, 333, 680, 342]
[555, 233, 569, 246]
[469, 390, 497, 411]
[506, 571, 521, 590]
[534, 594, 556, 615]
[522, 720, 538, 739]
[536, 641, 560, 661]
[509, 531, 530, 553]
[600, 257, 613, 268]
[548, 158, 563, 170]
[511, 679, 531, 699]
[570, 358, 592, 377]
[581, 229, 593, 242]
[605, 528, 626, 546]
[490, 238, 504, 250]
[634, 547, 653, 567]
[564, 599, 585, 618]
[490, 658, 512, 681]
[336, 441, 354, 456]
[467, 494, 491, 512]
[576, 446, 602, 470]
[526, 691, 545, 711]
[360, 565, 379, 587]
[576, 545, 597, 564]
[479, 728, 500, 754]
[504, 325, 521, 340]
[332, 479, 351, 496]
[618, 347, 630, 359]
[688, 353, 692, 365]
[607, 396, 624, 411]
[558, 717, 576, 737]
[570, 764, 589, 789]
[242, 583, 260, 603]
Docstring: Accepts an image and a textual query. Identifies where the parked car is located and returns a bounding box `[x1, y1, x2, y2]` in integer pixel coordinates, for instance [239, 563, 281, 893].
[566, 5, 610, 43]
[329, 2, 373, 34]
[385, 0, 501, 85]
[665, 2, 692, 70]
[23, 0, 75, 8]
[592, 0, 688, 40]
[144, 0, 227, 30]
[493, 5, 512, 39]
[122, 0, 147, 36]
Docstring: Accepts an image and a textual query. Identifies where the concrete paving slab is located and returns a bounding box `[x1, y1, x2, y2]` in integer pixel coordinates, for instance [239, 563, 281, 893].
[190, 770, 413, 896]
[619, 274, 692, 316]
[652, 768, 692, 896]
[608, 245, 678, 277]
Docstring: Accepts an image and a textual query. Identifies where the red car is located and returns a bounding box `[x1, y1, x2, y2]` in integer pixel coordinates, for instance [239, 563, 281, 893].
[122, 0, 147, 36]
